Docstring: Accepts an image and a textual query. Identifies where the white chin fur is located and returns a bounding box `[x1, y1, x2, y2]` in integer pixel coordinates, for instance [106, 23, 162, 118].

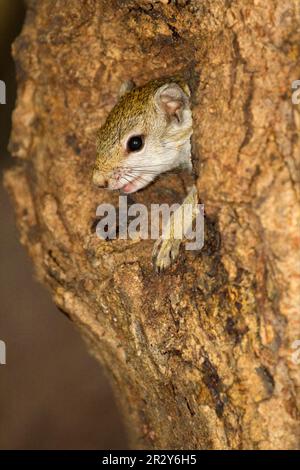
[110, 174, 154, 193]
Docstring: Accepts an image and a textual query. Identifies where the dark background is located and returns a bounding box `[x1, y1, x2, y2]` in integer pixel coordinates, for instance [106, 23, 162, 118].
[0, 0, 127, 449]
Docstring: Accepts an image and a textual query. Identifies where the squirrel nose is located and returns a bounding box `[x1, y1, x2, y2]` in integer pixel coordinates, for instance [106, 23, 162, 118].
[93, 170, 109, 188]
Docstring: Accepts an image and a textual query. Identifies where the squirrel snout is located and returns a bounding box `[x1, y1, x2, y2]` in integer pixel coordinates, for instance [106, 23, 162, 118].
[93, 170, 109, 188]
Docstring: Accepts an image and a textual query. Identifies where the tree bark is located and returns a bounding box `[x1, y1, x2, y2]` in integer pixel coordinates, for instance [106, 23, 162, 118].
[4, 0, 300, 449]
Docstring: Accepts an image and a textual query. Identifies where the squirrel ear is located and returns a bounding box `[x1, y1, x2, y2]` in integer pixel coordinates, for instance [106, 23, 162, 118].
[118, 79, 136, 98]
[155, 83, 189, 122]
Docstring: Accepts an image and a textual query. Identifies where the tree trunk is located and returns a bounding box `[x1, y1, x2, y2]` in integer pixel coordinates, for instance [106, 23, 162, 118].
[4, 0, 300, 450]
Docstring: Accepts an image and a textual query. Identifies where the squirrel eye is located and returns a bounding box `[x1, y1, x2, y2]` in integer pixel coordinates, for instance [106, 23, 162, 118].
[127, 135, 144, 152]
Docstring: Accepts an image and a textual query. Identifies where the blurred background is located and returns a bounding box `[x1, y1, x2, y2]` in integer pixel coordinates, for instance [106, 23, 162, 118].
[0, 0, 127, 449]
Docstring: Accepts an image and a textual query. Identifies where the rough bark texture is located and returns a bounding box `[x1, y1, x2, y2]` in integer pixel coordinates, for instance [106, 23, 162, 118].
[4, 0, 300, 449]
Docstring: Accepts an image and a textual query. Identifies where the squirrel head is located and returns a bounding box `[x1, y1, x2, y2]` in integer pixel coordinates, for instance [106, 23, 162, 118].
[93, 79, 192, 194]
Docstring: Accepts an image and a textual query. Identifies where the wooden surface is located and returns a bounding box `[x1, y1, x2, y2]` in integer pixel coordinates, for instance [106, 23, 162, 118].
[5, 0, 300, 449]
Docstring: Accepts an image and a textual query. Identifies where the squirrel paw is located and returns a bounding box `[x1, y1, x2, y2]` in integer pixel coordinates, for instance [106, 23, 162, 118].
[152, 237, 181, 272]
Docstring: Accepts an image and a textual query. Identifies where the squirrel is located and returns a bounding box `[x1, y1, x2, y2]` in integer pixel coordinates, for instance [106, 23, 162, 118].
[93, 78, 198, 271]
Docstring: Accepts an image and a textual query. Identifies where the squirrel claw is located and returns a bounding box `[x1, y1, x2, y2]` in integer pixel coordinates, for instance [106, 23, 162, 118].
[152, 237, 181, 272]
